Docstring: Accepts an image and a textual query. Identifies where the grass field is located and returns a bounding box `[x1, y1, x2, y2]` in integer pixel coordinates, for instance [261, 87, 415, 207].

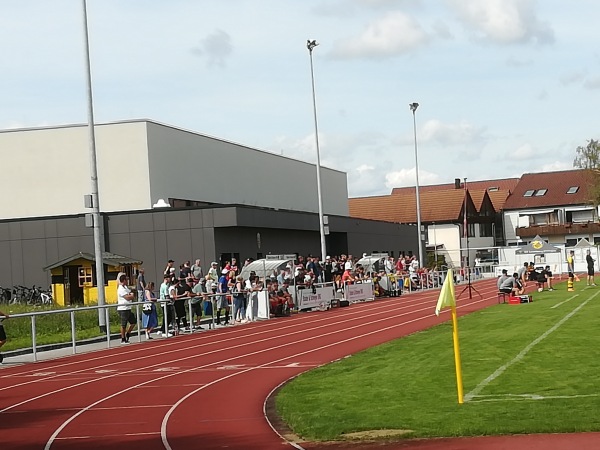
[276, 282, 600, 441]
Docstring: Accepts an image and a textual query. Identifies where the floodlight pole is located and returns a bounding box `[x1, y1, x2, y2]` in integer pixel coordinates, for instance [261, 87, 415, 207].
[307, 40, 327, 263]
[410, 102, 424, 269]
[82, 0, 107, 331]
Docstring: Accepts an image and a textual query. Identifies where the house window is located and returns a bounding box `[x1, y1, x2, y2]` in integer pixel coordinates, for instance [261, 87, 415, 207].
[535, 189, 547, 196]
[479, 222, 493, 237]
[566, 186, 579, 194]
[523, 190, 535, 197]
[594, 237, 600, 246]
[565, 238, 578, 247]
[488, 187, 499, 192]
[468, 223, 476, 238]
[78, 266, 93, 287]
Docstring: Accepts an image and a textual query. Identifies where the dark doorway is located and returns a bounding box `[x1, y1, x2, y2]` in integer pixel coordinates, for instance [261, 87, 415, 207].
[63, 266, 84, 305]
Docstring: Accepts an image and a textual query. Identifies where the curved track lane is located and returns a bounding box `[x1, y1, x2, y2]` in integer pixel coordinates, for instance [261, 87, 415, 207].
[3, 279, 595, 449]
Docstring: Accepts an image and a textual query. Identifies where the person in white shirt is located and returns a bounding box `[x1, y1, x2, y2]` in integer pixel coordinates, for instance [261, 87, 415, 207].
[117, 274, 136, 344]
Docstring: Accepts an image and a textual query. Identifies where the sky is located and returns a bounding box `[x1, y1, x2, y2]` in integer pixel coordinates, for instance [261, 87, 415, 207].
[2, 0, 599, 198]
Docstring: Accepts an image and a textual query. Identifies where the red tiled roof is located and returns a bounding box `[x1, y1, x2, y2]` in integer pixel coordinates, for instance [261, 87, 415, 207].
[390, 177, 519, 195]
[487, 189, 511, 211]
[349, 189, 472, 223]
[502, 169, 591, 210]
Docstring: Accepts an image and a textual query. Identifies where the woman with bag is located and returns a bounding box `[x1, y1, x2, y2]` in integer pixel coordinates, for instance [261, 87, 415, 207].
[142, 281, 158, 339]
[232, 275, 246, 323]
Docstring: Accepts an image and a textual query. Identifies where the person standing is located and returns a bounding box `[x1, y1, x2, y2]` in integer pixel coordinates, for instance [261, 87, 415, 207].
[586, 249, 596, 286]
[136, 268, 146, 306]
[158, 274, 174, 337]
[0, 309, 9, 363]
[191, 259, 204, 282]
[117, 274, 137, 344]
[142, 281, 158, 339]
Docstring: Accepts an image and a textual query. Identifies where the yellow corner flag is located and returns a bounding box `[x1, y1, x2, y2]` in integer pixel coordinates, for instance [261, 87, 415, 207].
[435, 268, 456, 316]
[434, 268, 464, 404]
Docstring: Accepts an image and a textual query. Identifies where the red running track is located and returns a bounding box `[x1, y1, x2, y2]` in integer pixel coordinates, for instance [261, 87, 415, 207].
[1, 279, 598, 450]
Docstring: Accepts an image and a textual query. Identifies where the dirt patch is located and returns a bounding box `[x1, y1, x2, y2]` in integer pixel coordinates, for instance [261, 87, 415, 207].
[342, 430, 415, 440]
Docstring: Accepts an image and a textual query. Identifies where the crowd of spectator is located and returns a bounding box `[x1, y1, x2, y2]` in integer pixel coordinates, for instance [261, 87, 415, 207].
[126, 252, 443, 340]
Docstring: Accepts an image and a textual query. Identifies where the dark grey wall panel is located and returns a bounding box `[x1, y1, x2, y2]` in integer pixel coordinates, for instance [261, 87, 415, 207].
[107, 234, 132, 258]
[21, 221, 45, 239]
[129, 213, 154, 233]
[56, 217, 88, 237]
[153, 212, 167, 231]
[9, 241, 24, 286]
[44, 220, 58, 238]
[165, 210, 190, 230]
[166, 229, 194, 264]
[21, 239, 48, 286]
[9, 222, 21, 240]
[0, 223, 9, 241]
[45, 238, 59, 270]
[213, 208, 237, 227]
[106, 215, 130, 234]
[189, 210, 203, 229]
[0, 242, 12, 284]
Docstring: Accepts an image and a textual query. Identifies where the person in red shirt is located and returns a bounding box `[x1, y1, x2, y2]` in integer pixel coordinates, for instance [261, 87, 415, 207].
[341, 268, 355, 285]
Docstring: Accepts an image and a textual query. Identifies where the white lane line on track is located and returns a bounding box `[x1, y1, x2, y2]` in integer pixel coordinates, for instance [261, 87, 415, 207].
[464, 290, 599, 402]
[0, 289, 446, 384]
[54, 431, 161, 440]
[2, 283, 501, 415]
[0, 283, 488, 396]
[43, 290, 497, 450]
[2, 280, 494, 380]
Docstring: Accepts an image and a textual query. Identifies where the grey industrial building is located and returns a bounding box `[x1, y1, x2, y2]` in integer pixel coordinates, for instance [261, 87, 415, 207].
[0, 120, 417, 291]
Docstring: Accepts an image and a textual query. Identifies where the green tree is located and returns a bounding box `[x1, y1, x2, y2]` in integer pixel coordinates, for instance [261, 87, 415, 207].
[574, 139, 600, 205]
[574, 139, 600, 169]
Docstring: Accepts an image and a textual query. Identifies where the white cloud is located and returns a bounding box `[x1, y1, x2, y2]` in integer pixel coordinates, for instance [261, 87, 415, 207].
[330, 11, 429, 59]
[538, 161, 573, 172]
[560, 71, 586, 86]
[509, 143, 538, 160]
[419, 119, 487, 146]
[385, 168, 441, 189]
[449, 0, 554, 45]
[584, 76, 600, 90]
[191, 29, 233, 67]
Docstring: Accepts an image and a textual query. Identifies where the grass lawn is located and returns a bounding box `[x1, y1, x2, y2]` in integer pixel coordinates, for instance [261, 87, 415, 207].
[276, 283, 600, 441]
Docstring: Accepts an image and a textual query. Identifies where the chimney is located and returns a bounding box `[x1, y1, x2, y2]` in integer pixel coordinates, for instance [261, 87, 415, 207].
[454, 178, 461, 189]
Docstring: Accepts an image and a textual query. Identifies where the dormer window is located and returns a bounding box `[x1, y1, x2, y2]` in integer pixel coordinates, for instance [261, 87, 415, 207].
[523, 190, 535, 197]
[488, 187, 499, 192]
[567, 186, 579, 194]
[535, 189, 547, 196]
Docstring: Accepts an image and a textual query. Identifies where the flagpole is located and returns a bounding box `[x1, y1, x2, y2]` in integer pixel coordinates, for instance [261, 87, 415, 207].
[435, 268, 465, 404]
[450, 305, 464, 404]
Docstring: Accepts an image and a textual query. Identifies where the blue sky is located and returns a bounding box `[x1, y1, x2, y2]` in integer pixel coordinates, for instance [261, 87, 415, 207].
[2, 0, 598, 197]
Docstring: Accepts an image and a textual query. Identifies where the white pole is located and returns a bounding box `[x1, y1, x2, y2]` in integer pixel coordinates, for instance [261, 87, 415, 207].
[410, 103, 423, 268]
[81, 0, 106, 331]
[307, 40, 327, 263]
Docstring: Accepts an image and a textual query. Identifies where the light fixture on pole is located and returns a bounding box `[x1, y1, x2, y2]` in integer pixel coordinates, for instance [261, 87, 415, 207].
[409, 102, 423, 269]
[307, 39, 327, 263]
[81, 0, 106, 332]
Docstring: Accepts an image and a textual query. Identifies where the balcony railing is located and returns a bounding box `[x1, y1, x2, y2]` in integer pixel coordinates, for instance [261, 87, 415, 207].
[516, 221, 600, 237]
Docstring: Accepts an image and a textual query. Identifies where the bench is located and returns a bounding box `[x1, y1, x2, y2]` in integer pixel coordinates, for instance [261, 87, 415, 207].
[497, 291, 508, 304]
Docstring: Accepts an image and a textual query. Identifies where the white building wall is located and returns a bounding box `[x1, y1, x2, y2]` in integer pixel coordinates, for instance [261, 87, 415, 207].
[0, 120, 349, 220]
[0, 122, 150, 219]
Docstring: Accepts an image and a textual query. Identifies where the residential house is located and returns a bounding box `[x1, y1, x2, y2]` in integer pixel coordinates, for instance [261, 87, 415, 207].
[503, 169, 599, 247]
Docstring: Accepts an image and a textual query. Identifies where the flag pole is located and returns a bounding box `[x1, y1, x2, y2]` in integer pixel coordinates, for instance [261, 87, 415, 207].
[450, 304, 464, 404]
[435, 268, 465, 404]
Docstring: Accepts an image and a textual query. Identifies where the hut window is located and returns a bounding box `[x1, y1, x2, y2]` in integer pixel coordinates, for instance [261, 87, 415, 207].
[78, 267, 93, 287]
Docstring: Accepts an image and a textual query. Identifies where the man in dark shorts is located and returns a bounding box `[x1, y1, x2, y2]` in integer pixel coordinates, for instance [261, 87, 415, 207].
[174, 277, 194, 332]
[117, 274, 137, 344]
[0, 308, 9, 363]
